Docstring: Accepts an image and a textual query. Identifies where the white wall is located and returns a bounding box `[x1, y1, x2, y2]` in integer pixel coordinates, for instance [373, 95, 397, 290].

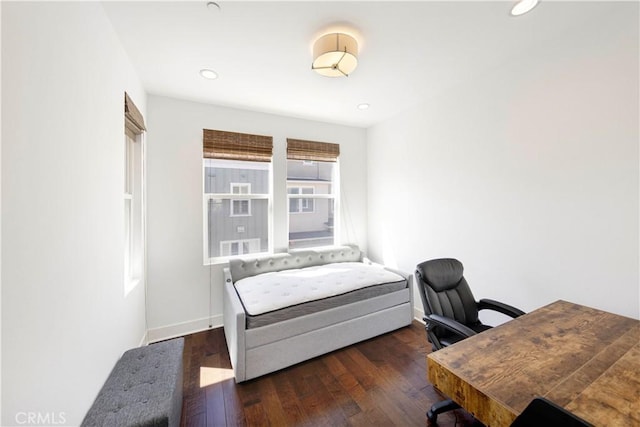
[2, 3, 147, 425]
[367, 5, 639, 320]
[145, 95, 367, 339]
[0, 1, 4, 423]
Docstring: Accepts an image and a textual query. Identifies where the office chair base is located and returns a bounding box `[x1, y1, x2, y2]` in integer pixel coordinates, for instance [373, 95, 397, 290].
[427, 399, 460, 423]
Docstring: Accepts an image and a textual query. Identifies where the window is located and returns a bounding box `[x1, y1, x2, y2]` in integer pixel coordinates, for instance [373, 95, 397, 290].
[286, 138, 340, 250]
[203, 129, 273, 263]
[288, 187, 315, 213]
[231, 183, 250, 194]
[231, 183, 251, 216]
[220, 238, 261, 257]
[124, 93, 145, 295]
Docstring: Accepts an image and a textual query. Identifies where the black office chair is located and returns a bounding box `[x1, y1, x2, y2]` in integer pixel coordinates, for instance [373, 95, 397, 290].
[511, 397, 593, 427]
[416, 258, 525, 423]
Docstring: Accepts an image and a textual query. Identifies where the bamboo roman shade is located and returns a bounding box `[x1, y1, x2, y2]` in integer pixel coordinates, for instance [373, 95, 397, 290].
[124, 92, 146, 138]
[203, 129, 273, 162]
[287, 138, 340, 162]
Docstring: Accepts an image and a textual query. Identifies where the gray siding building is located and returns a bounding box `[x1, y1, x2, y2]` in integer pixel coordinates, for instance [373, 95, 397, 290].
[205, 161, 269, 258]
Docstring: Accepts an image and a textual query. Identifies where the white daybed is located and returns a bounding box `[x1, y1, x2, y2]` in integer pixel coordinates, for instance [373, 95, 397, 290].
[223, 245, 413, 382]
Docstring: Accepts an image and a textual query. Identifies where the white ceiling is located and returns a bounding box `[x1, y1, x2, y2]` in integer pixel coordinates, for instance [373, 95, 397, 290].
[102, 1, 615, 128]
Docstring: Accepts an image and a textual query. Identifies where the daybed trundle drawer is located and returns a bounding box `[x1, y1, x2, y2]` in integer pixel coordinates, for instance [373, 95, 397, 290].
[244, 303, 412, 380]
[245, 288, 411, 349]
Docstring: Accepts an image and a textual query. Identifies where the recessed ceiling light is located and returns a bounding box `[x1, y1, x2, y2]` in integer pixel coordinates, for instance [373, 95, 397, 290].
[357, 103, 370, 110]
[200, 69, 218, 80]
[511, 0, 539, 16]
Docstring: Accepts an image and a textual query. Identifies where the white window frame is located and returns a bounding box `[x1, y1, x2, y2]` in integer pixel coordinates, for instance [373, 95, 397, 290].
[124, 132, 145, 296]
[203, 159, 273, 265]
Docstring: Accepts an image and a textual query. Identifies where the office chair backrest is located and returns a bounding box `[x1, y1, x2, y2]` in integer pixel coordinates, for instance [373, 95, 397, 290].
[416, 258, 480, 331]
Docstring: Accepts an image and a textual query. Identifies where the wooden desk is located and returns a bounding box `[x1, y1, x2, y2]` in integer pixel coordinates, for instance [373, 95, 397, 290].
[427, 300, 640, 427]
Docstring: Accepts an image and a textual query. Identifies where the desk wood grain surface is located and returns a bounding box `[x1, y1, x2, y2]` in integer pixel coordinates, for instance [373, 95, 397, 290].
[427, 300, 640, 427]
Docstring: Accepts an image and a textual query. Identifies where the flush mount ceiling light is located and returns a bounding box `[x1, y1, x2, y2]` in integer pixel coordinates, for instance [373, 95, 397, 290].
[357, 103, 370, 110]
[312, 33, 358, 77]
[200, 69, 218, 80]
[511, 0, 539, 16]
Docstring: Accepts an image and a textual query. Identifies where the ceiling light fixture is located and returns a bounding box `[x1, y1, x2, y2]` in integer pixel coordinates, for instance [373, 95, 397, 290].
[510, 0, 539, 16]
[357, 103, 370, 110]
[200, 69, 218, 80]
[312, 33, 358, 77]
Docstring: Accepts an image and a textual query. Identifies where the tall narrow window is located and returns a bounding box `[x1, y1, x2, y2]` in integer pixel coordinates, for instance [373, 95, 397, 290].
[124, 93, 145, 295]
[203, 129, 273, 263]
[286, 138, 340, 250]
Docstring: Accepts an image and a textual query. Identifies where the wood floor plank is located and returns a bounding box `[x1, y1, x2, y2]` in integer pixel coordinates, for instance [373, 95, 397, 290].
[271, 371, 311, 426]
[315, 361, 362, 420]
[345, 347, 423, 426]
[180, 321, 480, 427]
[323, 352, 397, 426]
[300, 365, 349, 427]
[255, 377, 291, 426]
[204, 381, 227, 426]
[221, 378, 245, 426]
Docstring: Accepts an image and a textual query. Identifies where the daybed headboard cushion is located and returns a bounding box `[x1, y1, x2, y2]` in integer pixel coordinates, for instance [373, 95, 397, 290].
[228, 245, 362, 283]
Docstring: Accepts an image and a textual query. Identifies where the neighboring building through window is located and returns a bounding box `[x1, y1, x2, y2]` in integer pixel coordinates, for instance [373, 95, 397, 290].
[286, 139, 340, 250]
[231, 183, 251, 216]
[220, 238, 261, 257]
[203, 129, 273, 263]
[288, 186, 315, 213]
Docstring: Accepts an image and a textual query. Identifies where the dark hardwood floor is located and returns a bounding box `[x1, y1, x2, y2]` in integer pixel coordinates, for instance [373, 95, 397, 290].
[180, 321, 482, 427]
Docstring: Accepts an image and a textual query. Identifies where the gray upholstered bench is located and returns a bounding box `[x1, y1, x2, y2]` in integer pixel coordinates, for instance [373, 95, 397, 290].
[81, 338, 184, 427]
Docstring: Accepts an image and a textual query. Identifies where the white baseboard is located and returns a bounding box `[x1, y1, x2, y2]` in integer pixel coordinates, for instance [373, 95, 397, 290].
[138, 330, 148, 347]
[413, 305, 425, 324]
[147, 315, 224, 343]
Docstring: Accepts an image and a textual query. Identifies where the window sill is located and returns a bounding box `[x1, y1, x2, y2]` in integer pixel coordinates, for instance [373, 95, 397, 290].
[204, 251, 273, 266]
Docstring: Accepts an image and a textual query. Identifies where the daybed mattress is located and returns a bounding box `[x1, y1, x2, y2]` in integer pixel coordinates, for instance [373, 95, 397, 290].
[233, 262, 407, 329]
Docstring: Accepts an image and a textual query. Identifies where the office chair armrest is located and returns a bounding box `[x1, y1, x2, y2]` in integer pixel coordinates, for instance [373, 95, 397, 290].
[478, 298, 525, 318]
[424, 314, 478, 339]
